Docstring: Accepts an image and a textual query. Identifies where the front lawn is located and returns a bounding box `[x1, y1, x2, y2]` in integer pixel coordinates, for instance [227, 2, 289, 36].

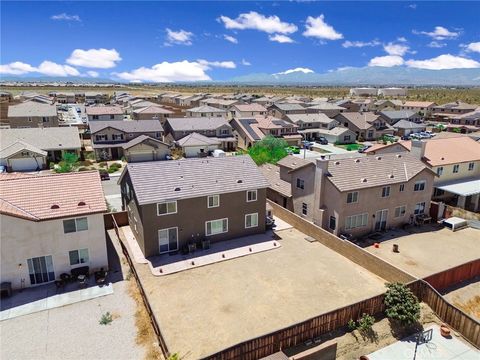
[336, 143, 362, 151]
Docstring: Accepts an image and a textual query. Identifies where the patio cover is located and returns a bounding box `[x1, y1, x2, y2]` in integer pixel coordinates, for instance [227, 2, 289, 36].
[436, 178, 480, 196]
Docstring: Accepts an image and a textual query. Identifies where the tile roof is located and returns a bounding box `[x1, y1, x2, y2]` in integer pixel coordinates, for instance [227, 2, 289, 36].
[122, 155, 269, 205]
[277, 155, 315, 171]
[176, 132, 221, 147]
[86, 106, 123, 115]
[271, 103, 306, 111]
[121, 135, 169, 150]
[307, 102, 345, 111]
[259, 164, 292, 197]
[0, 141, 47, 158]
[286, 113, 335, 124]
[166, 117, 231, 131]
[337, 112, 382, 130]
[187, 105, 227, 113]
[326, 153, 429, 192]
[402, 101, 436, 107]
[0, 171, 107, 221]
[393, 120, 426, 129]
[422, 137, 480, 166]
[89, 120, 163, 134]
[0, 127, 81, 151]
[233, 104, 268, 112]
[380, 110, 418, 120]
[133, 105, 173, 114]
[8, 102, 56, 117]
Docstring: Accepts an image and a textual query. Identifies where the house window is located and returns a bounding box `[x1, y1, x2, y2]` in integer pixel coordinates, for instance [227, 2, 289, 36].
[344, 135, 351, 142]
[112, 134, 124, 141]
[207, 195, 219, 208]
[95, 134, 107, 141]
[93, 115, 99, 120]
[206, 218, 228, 236]
[245, 213, 258, 228]
[414, 202, 426, 215]
[296, 178, 305, 190]
[399, 184, 405, 192]
[63, 217, 88, 233]
[155, 132, 162, 138]
[157, 201, 177, 216]
[394, 206, 406, 218]
[436, 167, 443, 176]
[434, 188, 445, 197]
[246, 190, 257, 202]
[347, 191, 358, 204]
[42, 117, 49, 123]
[381, 186, 391, 198]
[27, 256, 55, 285]
[345, 213, 368, 230]
[110, 115, 115, 119]
[69, 249, 89, 266]
[453, 164, 459, 173]
[302, 203, 308, 215]
[468, 162, 474, 171]
[329, 216, 336, 230]
[414, 180, 426, 192]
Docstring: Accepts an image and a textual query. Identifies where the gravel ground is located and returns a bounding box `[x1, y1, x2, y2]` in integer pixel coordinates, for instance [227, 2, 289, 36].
[443, 278, 480, 321]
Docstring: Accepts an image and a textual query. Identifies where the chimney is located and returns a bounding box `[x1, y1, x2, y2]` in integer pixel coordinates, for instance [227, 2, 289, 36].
[411, 139, 426, 160]
[313, 156, 329, 220]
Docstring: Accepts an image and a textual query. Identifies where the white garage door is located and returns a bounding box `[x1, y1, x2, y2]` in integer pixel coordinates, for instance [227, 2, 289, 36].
[129, 152, 154, 163]
[10, 157, 41, 171]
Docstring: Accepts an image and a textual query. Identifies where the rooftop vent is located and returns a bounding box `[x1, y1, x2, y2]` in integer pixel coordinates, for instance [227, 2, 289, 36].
[355, 159, 361, 163]
[51, 204, 60, 209]
[389, 174, 394, 179]
[334, 161, 340, 165]
[376, 156, 382, 160]
[396, 154, 402, 158]
[237, 179, 243, 184]
[361, 178, 368, 183]
[174, 187, 181, 192]
[78, 201, 86, 206]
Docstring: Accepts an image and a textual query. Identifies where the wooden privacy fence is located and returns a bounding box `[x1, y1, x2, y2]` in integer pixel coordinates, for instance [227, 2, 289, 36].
[423, 259, 480, 291]
[107, 213, 171, 358]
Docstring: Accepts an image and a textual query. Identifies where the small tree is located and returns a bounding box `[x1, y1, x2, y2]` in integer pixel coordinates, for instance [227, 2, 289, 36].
[248, 135, 288, 165]
[55, 152, 79, 173]
[384, 283, 420, 326]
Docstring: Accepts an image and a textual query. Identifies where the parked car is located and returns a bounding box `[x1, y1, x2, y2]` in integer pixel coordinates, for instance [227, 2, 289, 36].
[358, 144, 372, 153]
[99, 171, 110, 181]
[316, 136, 328, 145]
[266, 216, 276, 229]
[302, 141, 315, 150]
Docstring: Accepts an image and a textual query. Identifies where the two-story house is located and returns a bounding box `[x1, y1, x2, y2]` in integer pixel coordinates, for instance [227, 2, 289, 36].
[379, 110, 423, 125]
[335, 112, 395, 141]
[230, 104, 268, 119]
[306, 102, 346, 118]
[132, 105, 174, 125]
[0, 171, 108, 289]
[185, 105, 228, 119]
[86, 106, 124, 122]
[118, 155, 269, 257]
[400, 101, 437, 116]
[230, 115, 301, 149]
[89, 120, 166, 160]
[164, 117, 236, 151]
[268, 103, 307, 119]
[7, 102, 58, 128]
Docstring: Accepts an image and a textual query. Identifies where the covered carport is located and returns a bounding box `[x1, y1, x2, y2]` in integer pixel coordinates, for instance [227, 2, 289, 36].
[436, 178, 480, 212]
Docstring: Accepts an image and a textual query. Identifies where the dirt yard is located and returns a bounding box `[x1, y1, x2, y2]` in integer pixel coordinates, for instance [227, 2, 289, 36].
[443, 278, 480, 321]
[366, 226, 480, 278]
[128, 227, 387, 359]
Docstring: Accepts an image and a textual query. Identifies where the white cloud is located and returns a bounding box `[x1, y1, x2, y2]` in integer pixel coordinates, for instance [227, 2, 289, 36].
[463, 42, 480, 53]
[0, 60, 80, 77]
[397, 37, 408, 42]
[87, 71, 99, 78]
[223, 34, 238, 44]
[384, 42, 410, 56]
[241, 59, 251, 66]
[405, 54, 480, 70]
[408, 4, 417, 9]
[368, 55, 404, 67]
[66, 48, 121, 68]
[415, 26, 459, 40]
[303, 15, 343, 40]
[218, 11, 297, 34]
[0, 61, 37, 75]
[165, 28, 194, 45]
[269, 34, 295, 43]
[197, 59, 236, 69]
[342, 40, 381, 48]
[36, 61, 80, 76]
[50, 13, 81, 22]
[274, 67, 314, 75]
[427, 41, 446, 48]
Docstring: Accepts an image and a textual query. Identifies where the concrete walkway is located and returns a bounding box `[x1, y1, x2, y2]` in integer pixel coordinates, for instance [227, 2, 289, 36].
[0, 283, 113, 321]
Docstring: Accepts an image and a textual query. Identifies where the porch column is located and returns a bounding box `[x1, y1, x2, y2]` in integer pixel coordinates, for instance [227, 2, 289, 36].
[471, 193, 480, 212]
[457, 195, 467, 209]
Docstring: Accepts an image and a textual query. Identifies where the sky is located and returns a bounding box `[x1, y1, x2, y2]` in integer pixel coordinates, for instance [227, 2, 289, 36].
[1, 1, 480, 82]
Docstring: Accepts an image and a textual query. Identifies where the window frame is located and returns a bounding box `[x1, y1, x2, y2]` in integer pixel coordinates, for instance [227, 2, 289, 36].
[205, 218, 229, 236]
[468, 162, 474, 171]
[63, 217, 88, 234]
[296, 178, 305, 190]
[381, 186, 391, 198]
[329, 216, 336, 231]
[302, 202, 308, 215]
[69, 248, 90, 266]
[346, 191, 358, 204]
[414, 180, 426, 192]
[207, 195, 220, 208]
[245, 213, 259, 228]
[436, 166, 444, 176]
[399, 184, 405, 192]
[157, 201, 177, 216]
[394, 205, 406, 218]
[414, 202, 426, 215]
[246, 190, 257, 202]
[345, 213, 368, 230]
[453, 164, 459, 173]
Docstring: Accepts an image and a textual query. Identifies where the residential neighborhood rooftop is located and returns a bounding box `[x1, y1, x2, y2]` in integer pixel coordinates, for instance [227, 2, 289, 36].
[166, 117, 230, 131]
[88, 120, 163, 134]
[85, 106, 124, 115]
[7, 102, 56, 117]
[0, 127, 81, 151]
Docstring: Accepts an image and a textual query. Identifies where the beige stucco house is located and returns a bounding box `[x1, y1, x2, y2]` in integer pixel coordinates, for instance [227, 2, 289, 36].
[0, 171, 108, 290]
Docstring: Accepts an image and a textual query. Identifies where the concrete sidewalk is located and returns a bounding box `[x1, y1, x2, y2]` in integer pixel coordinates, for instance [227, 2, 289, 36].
[0, 283, 113, 321]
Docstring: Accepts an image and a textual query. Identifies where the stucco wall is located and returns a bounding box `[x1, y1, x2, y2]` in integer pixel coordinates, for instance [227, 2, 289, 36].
[432, 160, 480, 185]
[0, 213, 108, 289]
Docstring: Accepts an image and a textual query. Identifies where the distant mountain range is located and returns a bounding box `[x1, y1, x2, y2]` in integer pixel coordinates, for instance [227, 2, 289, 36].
[2, 67, 480, 86]
[229, 67, 480, 86]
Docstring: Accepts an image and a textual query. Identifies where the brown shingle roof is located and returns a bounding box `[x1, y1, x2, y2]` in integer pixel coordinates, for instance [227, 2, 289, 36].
[259, 164, 292, 197]
[86, 106, 123, 115]
[0, 171, 107, 221]
[277, 155, 314, 171]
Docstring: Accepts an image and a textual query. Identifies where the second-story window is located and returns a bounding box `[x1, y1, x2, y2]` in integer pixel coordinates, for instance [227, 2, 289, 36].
[436, 167, 443, 176]
[157, 201, 177, 216]
[399, 184, 405, 192]
[414, 181, 426, 192]
[296, 178, 305, 190]
[63, 217, 88, 233]
[347, 191, 358, 204]
[207, 195, 219, 208]
[302, 203, 308, 215]
[246, 190, 257, 202]
[468, 162, 474, 171]
[381, 186, 391, 198]
[453, 164, 459, 173]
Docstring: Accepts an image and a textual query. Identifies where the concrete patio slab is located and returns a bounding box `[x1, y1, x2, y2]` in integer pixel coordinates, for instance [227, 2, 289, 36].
[368, 324, 479, 360]
[0, 283, 113, 321]
[273, 215, 293, 231]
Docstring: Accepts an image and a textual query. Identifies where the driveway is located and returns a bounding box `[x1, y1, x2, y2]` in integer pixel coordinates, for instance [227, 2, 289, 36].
[102, 176, 122, 212]
[312, 143, 351, 154]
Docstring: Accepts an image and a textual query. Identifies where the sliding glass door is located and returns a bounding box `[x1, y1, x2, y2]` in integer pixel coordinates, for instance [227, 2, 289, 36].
[27, 255, 55, 285]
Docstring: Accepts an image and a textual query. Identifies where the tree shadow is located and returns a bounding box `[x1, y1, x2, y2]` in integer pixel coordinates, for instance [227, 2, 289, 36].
[389, 319, 424, 340]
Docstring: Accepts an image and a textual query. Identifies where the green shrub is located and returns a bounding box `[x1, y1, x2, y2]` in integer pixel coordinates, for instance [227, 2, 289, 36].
[347, 319, 357, 331]
[55, 153, 79, 173]
[99, 312, 113, 325]
[99, 162, 107, 168]
[248, 135, 288, 165]
[78, 167, 90, 171]
[384, 283, 420, 326]
[357, 313, 375, 332]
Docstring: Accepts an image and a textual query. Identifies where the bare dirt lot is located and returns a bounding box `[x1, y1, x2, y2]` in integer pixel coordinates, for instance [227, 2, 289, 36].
[130, 227, 387, 359]
[365, 226, 480, 278]
[443, 278, 480, 321]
